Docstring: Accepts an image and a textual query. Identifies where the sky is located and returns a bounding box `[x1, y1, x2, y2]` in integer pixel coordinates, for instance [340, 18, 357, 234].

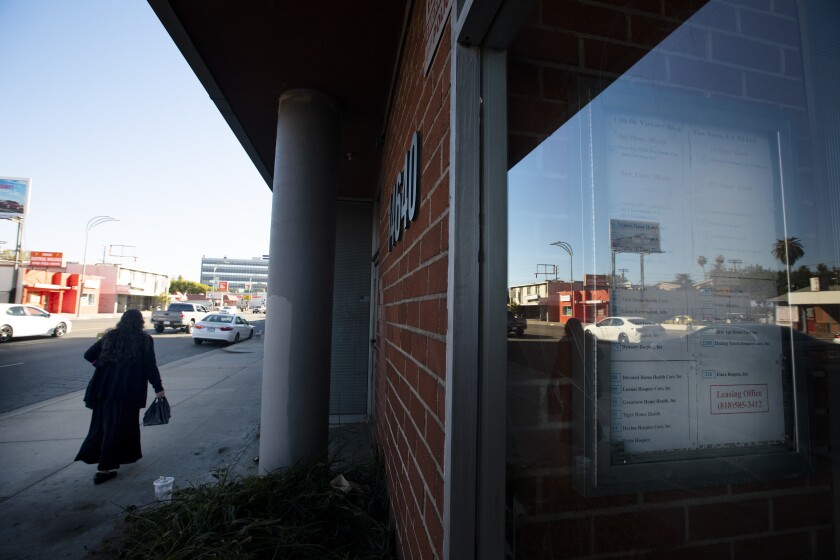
[0, 0, 273, 280]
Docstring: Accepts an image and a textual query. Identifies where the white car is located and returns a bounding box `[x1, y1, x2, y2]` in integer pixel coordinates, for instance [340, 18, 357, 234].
[191, 313, 254, 345]
[584, 316, 664, 343]
[218, 306, 238, 314]
[0, 304, 72, 343]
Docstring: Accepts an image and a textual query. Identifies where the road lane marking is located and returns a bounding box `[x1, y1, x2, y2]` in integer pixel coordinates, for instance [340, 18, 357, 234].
[1, 363, 24, 368]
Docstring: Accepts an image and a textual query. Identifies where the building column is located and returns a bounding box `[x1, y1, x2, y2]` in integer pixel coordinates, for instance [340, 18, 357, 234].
[259, 90, 339, 474]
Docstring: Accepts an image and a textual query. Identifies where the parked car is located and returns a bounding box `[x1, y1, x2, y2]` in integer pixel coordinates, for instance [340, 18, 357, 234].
[507, 311, 527, 337]
[252, 304, 266, 314]
[0, 304, 71, 343]
[584, 316, 664, 343]
[151, 302, 209, 333]
[219, 306, 239, 314]
[192, 313, 254, 345]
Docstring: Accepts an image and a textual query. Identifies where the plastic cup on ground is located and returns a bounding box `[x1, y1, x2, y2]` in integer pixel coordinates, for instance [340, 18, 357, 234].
[154, 476, 174, 502]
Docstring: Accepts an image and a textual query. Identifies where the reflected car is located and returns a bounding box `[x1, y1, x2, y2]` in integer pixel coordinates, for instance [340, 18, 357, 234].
[583, 316, 664, 343]
[663, 315, 695, 326]
[507, 311, 527, 337]
[0, 304, 72, 343]
[191, 313, 254, 345]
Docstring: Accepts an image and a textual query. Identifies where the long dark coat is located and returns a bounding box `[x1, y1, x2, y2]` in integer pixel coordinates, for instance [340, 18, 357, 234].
[75, 333, 164, 470]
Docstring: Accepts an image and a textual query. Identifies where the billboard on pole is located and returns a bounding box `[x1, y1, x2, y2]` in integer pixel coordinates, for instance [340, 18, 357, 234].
[609, 219, 661, 254]
[0, 177, 31, 219]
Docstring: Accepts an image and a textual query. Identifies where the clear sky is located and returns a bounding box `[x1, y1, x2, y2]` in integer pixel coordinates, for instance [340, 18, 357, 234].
[0, 0, 273, 280]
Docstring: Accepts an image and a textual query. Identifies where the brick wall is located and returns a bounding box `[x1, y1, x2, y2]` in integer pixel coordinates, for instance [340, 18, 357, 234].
[507, 337, 837, 558]
[374, 0, 451, 557]
[506, 0, 836, 557]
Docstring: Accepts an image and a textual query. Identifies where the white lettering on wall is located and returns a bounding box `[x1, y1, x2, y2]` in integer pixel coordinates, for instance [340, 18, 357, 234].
[389, 131, 421, 251]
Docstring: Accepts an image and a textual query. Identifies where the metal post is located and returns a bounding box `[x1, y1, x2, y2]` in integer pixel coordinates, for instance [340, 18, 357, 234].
[550, 240, 574, 292]
[76, 216, 117, 317]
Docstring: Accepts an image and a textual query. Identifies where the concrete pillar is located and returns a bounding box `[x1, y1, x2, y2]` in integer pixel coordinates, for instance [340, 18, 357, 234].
[259, 90, 339, 474]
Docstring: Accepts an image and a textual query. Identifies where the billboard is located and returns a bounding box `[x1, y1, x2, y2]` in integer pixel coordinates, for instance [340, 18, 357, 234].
[217, 281, 229, 291]
[0, 177, 31, 219]
[30, 251, 65, 267]
[609, 219, 661, 254]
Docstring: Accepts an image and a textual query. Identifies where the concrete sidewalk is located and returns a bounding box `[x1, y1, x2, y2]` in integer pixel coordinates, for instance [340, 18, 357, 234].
[0, 337, 266, 560]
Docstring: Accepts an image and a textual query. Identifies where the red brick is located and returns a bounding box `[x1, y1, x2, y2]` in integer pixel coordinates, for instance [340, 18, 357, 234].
[425, 417, 444, 462]
[688, 500, 768, 540]
[733, 532, 812, 560]
[509, 96, 568, 135]
[429, 180, 449, 221]
[417, 368, 437, 410]
[427, 258, 447, 294]
[642, 484, 728, 503]
[510, 27, 579, 67]
[543, 2, 629, 40]
[630, 13, 685, 47]
[515, 518, 592, 558]
[508, 59, 540, 96]
[508, 427, 571, 468]
[594, 508, 685, 552]
[427, 338, 446, 377]
[583, 38, 650, 75]
[646, 543, 731, 560]
[774, 491, 833, 530]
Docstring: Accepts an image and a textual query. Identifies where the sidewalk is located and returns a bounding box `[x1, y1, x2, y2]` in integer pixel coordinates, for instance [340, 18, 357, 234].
[0, 312, 374, 560]
[0, 335, 264, 560]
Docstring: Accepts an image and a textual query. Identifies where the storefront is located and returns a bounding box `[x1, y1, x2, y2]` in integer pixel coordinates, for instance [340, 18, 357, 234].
[151, 0, 840, 557]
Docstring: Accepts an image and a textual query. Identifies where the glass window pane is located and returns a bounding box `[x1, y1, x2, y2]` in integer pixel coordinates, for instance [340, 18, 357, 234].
[506, 0, 839, 556]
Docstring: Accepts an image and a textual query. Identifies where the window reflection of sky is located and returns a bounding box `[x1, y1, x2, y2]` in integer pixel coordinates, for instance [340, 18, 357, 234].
[508, 0, 813, 289]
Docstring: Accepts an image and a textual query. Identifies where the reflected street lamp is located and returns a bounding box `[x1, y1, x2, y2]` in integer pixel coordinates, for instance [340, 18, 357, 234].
[550, 241, 574, 293]
[76, 216, 118, 317]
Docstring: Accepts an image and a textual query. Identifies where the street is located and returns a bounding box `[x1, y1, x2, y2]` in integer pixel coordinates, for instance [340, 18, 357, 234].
[0, 314, 265, 414]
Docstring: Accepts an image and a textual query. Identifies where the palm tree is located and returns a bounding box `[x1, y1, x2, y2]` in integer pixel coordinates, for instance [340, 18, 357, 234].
[697, 255, 707, 279]
[674, 273, 693, 289]
[713, 255, 726, 272]
[772, 237, 805, 270]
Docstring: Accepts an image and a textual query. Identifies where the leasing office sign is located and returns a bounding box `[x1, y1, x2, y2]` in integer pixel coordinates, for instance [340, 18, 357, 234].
[388, 132, 421, 251]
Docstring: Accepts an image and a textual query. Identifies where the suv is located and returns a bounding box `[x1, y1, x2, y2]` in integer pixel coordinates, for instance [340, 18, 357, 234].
[507, 311, 526, 337]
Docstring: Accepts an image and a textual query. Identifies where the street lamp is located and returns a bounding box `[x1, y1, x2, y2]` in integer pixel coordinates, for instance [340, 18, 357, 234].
[550, 241, 574, 293]
[76, 216, 118, 317]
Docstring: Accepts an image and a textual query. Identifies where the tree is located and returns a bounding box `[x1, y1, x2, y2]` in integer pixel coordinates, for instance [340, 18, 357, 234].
[697, 255, 707, 279]
[169, 276, 212, 295]
[772, 237, 805, 271]
[674, 273, 693, 288]
[772, 237, 804, 269]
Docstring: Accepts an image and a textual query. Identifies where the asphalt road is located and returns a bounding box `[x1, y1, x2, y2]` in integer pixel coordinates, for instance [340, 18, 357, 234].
[0, 315, 266, 414]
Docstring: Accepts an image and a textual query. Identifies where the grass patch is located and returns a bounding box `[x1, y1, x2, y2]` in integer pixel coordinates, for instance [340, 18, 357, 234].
[114, 455, 394, 559]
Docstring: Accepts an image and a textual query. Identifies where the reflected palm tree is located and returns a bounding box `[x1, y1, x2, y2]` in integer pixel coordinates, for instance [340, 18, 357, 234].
[772, 237, 805, 292]
[674, 273, 693, 288]
[697, 255, 707, 279]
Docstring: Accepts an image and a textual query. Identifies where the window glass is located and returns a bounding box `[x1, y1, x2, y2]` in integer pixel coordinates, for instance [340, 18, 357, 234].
[506, 0, 839, 556]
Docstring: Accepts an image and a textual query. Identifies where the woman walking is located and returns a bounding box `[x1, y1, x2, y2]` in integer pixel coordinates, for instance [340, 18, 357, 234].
[75, 309, 165, 485]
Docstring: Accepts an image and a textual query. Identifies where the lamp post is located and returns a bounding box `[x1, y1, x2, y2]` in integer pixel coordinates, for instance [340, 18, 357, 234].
[550, 241, 574, 293]
[76, 216, 118, 317]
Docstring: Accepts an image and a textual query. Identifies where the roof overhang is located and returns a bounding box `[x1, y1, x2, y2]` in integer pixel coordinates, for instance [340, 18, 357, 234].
[148, 0, 409, 198]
